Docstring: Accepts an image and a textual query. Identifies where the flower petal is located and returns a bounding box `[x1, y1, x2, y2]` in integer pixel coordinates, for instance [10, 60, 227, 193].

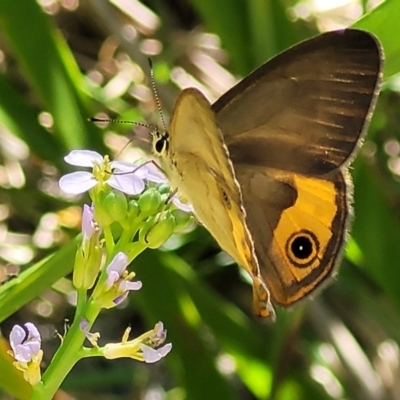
[10, 325, 25, 349]
[105, 270, 120, 289]
[153, 321, 166, 341]
[14, 345, 35, 363]
[158, 343, 172, 357]
[25, 323, 41, 343]
[9, 323, 41, 363]
[140, 163, 167, 183]
[119, 280, 142, 292]
[106, 252, 129, 276]
[82, 204, 95, 238]
[110, 161, 137, 172]
[59, 172, 98, 194]
[140, 344, 162, 363]
[172, 195, 194, 213]
[64, 150, 103, 167]
[108, 174, 145, 195]
[79, 318, 100, 347]
[140, 343, 172, 363]
[113, 292, 129, 305]
[111, 161, 166, 184]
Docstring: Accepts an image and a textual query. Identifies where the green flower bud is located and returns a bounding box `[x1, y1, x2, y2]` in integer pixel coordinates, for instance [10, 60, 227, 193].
[138, 188, 163, 218]
[73, 243, 102, 289]
[73, 223, 103, 290]
[93, 190, 114, 227]
[171, 209, 194, 233]
[157, 183, 171, 195]
[103, 190, 128, 222]
[139, 213, 175, 249]
[128, 199, 140, 219]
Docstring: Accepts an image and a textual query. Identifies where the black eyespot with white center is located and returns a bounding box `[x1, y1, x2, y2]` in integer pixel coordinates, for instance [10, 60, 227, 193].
[285, 229, 319, 267]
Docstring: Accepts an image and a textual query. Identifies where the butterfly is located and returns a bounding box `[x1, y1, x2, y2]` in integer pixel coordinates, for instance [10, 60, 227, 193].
[151, 29, 383, 319]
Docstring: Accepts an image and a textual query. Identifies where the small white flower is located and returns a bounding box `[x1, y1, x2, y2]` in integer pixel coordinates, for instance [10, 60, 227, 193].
[59, 150, 160, 196]
[93, 252, 142, 308]
[103, 322, 172, 363]
[105, 252, 142, 292]
[9, 323, 41, 363]
[9, 323, 43, 385]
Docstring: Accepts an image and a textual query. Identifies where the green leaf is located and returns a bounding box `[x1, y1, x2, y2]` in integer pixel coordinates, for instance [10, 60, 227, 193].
[354, 0, 400, 78]
[0, 72, 64, 168]
[352, 158, 400, 314]
[134, 250, 241, 400]
[0, 0, 105, 156]
[0, 237, 78, 323]
[0, 337, 32, 400]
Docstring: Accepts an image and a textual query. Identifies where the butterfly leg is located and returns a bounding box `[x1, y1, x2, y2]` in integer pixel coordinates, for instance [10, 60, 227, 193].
[253, 276, 276, 320]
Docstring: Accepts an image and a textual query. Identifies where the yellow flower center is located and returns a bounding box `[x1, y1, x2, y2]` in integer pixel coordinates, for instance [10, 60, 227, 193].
[92, 155, 112, 184]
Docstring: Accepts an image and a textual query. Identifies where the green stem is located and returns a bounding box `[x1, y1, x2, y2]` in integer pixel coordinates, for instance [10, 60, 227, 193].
[126, 242, 147, 262]
[76, 288, 87, 314]
[103, 226, 115, 255]
[31, 301, 101, 400]
[114, 218, 141, 254]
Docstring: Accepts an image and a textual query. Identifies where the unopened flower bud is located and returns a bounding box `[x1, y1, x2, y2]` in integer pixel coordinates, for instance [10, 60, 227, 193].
[93, 190, 114, 227]
[73, 205, 103, 289]
[103, 190, 128, 222]
[171, 209, 194, 233]
[139, 213, 175, 249]
[73, 243, 102, 289]
[128, 199, 140, 219]
[138, 188, 163, 218]
[157, 183, 171, 195]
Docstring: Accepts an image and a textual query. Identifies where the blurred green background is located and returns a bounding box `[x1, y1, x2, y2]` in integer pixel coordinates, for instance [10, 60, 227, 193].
[0, 0, 400, 399]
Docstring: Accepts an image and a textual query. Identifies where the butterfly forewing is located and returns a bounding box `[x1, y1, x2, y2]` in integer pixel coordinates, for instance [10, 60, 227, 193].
[213, 29, 382, 176]
[161, 88, 275, 317]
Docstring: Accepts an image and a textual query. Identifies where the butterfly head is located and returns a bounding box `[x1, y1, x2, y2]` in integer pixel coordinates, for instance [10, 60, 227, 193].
[151, 127, 170, 158]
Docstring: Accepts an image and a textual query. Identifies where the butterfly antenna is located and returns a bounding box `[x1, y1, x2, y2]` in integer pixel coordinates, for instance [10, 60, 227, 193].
[148, 58, 167, 132]
[88, 117, 153, 131]
[88, 117, 155, 157]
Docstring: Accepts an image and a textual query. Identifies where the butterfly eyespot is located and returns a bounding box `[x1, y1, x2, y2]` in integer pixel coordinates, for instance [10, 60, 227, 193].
[286, 230, 319, 267]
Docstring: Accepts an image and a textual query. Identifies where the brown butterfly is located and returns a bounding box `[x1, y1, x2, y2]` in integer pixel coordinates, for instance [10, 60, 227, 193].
[152, 29, 383, 319]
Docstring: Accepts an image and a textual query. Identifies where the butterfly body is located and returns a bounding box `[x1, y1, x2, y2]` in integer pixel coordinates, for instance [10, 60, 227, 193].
[152, 29, 383, 318]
